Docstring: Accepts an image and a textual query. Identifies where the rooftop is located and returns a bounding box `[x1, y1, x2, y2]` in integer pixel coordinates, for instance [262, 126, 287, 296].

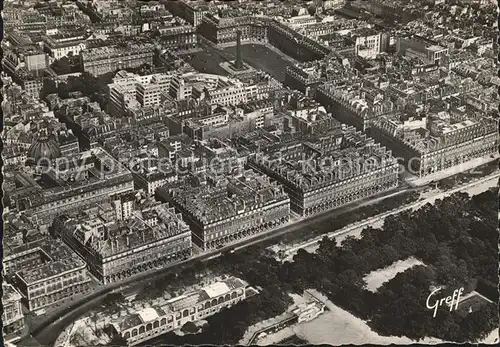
[2, 283, 23, 303]
[203, 281, 230, 298]
[63, 203, 190, 259]
[252, 125, 396, 192]
[373, 112, 497, 153]
[114, 277, 246, 331]
[81, 44, 155, 61]
[11, 147, 133, 208]
[5, 237, 85, 285]
[167, 170, 288, 224]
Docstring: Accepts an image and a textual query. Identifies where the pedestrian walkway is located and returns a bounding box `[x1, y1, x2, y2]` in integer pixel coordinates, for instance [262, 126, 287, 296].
[29, 281, 96, 330]
[293, 289, 445, 345]
[256, 327, 295, 346]
[239, 311, 296, 346]
[280, 171, 499, 261]
[406, 155, 498, 187]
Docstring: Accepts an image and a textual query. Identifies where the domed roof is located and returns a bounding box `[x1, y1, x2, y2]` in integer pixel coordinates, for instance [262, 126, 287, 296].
[27, 130, 62, 166]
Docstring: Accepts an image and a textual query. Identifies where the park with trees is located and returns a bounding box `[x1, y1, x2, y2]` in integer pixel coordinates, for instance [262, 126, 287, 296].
[147, 187, 498, 345]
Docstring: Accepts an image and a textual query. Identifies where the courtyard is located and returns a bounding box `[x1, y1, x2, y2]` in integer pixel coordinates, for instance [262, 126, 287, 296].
[182, 42, 294, 82]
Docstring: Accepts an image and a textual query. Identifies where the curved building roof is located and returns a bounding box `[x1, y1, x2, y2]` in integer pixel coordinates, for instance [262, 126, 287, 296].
[26, 131, 62, 166]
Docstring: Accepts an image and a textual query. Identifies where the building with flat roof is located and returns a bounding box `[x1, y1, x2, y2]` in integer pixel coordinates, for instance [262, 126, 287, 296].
[54, 201, 192, 284]
[136, 74, 172, 108]
[81, 44, 155, 77]
[354, 30, 385, 59]
[396, 35, 448, 65]
[162, 170, 290, 250]
[108, 277, 248, 345]
[3, 237, 90, 311]
[178, 72, 249, 107]
[1, 50, 50, 100]
[107, 72, 172, 117]
[43, 32, 87, 59]
[3, 46, 48, 76]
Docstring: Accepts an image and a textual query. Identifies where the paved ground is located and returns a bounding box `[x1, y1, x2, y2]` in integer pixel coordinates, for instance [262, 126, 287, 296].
[293, 290, 445, 345]
[182, 41, 294, 82]
[30, 185, 403, 346]
[363, 257, 424, 292]
[223, 44, 295, 81]
[29, 172, 497, 346]
[406, 155, 498, 187]
[479, 329, 499, 344]
[279, 172, 499, 262]
[256, 327, 295, 346]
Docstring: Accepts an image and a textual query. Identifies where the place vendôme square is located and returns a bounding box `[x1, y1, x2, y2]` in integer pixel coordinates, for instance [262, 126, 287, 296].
[0, 0, 498, 346]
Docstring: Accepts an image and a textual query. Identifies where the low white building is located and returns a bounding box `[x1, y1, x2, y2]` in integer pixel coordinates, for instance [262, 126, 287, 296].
[109, 277, 249, 345]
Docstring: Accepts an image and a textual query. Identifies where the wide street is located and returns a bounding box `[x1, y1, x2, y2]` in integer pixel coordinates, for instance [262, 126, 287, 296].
[279, 172, 500, 261]
[28, 183, 408, 346]
[28, 171, 497, 346]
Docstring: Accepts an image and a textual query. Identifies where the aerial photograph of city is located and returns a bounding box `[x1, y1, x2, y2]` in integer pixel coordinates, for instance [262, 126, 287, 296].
[0, 0, 498, 346]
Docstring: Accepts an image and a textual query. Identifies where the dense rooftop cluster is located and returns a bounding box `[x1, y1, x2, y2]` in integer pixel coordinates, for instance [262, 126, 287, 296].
[167, 169, 288, 225]
[1, 0, 497, 336]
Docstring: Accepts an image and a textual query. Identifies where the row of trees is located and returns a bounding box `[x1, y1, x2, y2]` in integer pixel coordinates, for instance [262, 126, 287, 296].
[278, 188, 498, 342]
[276, 190, 420, 247]
[136, 188, 495, 345]
[50, 55, 81, 75]
[184, 188, 497, 344]
[137, 247, 293, 346]
[371, 264, 498, 342]
[134, 191, 421, 310]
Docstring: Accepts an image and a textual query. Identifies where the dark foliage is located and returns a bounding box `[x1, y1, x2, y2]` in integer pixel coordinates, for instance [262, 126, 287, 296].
[286, 188, 498, 342]
[218, 188, 496, 343]
[144, 188, 497, 344]
[180, 321, 199, 334]
[41, 72, 115, 110]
